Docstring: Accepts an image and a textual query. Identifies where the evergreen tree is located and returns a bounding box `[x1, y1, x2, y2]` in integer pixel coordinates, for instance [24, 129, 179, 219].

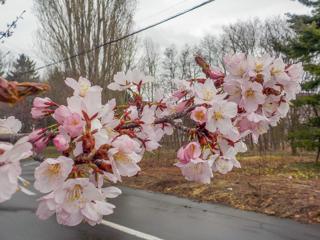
[7, 54, 39, 82]
[4, 54, 39, 132]
[286, 0, 320, 162]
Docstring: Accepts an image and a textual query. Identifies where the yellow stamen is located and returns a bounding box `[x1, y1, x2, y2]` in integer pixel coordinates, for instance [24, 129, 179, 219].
[245, 89, 255, 97]
[203, 89, 214, 101]
[68, 184, 83, 202]
[256, 63, 263, 72]
[195, 111, 205, 121]
[114, 152, 131, 164]
[48, 164, 61, 176]
[271, 67, 281, 76]
[214, 111, 223, 121]
[79, 83, 90, 97]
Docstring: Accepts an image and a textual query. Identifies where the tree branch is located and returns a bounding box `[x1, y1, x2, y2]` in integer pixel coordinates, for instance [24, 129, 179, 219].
[120, 104, 199, 130]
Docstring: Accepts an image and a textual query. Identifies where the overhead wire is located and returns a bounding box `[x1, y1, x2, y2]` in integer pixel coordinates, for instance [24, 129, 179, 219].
[20, 0, 215, 75]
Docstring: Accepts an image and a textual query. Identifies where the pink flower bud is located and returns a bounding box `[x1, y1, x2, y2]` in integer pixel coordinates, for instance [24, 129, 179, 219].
[29, 128, 46, 142]
[31, 97, 55, 119]
[33, 97, 53, 108]
[63, 113, 84, 138]
[53, 134, 69, 152]
[33, 136, 49, 153]
[172, 90, 186, 100]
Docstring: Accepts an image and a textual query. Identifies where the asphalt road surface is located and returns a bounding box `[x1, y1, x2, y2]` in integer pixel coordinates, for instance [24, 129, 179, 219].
[0, 160, 319, 240]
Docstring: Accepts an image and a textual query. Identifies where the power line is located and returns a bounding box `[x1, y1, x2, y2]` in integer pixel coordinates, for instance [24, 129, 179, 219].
[22, 0, 215, 75]
[135, 0, 192, 23]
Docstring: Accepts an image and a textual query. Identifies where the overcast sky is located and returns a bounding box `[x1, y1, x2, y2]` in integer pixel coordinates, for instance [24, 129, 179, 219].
[0, 0, 311, 67]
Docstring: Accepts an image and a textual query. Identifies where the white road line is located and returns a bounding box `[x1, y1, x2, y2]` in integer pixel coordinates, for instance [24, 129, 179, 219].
[101, 220, 164, 240]
[23, 162, 39, 167]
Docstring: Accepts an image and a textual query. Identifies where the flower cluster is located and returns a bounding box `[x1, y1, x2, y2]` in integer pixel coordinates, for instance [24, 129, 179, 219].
[174, 54, 302, 183]
[0, 53, 302, 227]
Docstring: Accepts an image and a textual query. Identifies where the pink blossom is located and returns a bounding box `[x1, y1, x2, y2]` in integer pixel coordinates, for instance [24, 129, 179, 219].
[286, 62, 303, 83]
[0, 138, 33, 203]
[240, 80, 265, 113]
[172, 90, 186, 100]
[29, 129, 50, 153]
[177, 142, 201, 164]
[29, 128, 45, 142]
[246, 54, 273, 79]
[34, 137, 50, 153]
[108, 135, 142, 180]
[65, 77, 102, 97]
[33, 97, 54, 108]
[53, 134, 70, 152]
[31, 97, 54, 119]
[206, 100, 238, 135]
[224, 53, 247, 77]
[34, 156, 74, 193]
[0, 116, 22, 134]
[53, 105, 72, 124]
[67, 91, 102, 119]
[212, 155, 241, 174]
[31, 108, 49, 119]
[223, 77, 242, 103]
[190, 106, 207, 124]
[108, 70, 153, 91]
[36, 178, 121, 226]
[270, 58, 289, 81]
[194, 79, 225, 105]
[176, 158, 213, 184]
[237, 116, 269, 143]
[36, 192, 57, 220]
[62, 113, 84, 138]
[141, 105, 156, 124]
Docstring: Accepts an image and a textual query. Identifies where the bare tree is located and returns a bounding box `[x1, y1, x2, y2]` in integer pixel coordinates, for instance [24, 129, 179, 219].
[161, 45, 178, 94]
[139, 38, 161, 101]
[34, 0, 137, 101]
[177, 44, 201, 80]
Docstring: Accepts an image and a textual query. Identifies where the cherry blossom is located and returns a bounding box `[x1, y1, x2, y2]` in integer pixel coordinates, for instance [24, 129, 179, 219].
[65, 77, 102, 97]
[190, 106, 207, 124]
[34, 156, 74, 193]
[0, 117, 33, 202]
[240, 80, 265, 112]
[0, 116, 22, 134]
[206, 100, 238, 135]
[108, 135, 142, 180]
[36, 178, 121, 226]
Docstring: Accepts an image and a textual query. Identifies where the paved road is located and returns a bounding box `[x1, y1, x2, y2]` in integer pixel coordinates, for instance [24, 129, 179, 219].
[0, 161, 319, 240]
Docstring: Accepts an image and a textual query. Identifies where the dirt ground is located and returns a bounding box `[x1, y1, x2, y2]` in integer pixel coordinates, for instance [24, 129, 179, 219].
[120, 151, 320, 224]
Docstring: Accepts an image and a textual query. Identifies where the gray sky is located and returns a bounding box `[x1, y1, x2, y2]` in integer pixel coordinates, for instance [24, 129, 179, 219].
[0, 0, 311, 67]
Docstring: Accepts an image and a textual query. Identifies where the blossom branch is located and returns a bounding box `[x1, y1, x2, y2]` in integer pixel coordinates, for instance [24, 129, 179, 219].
[120, 104, 200, 130]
